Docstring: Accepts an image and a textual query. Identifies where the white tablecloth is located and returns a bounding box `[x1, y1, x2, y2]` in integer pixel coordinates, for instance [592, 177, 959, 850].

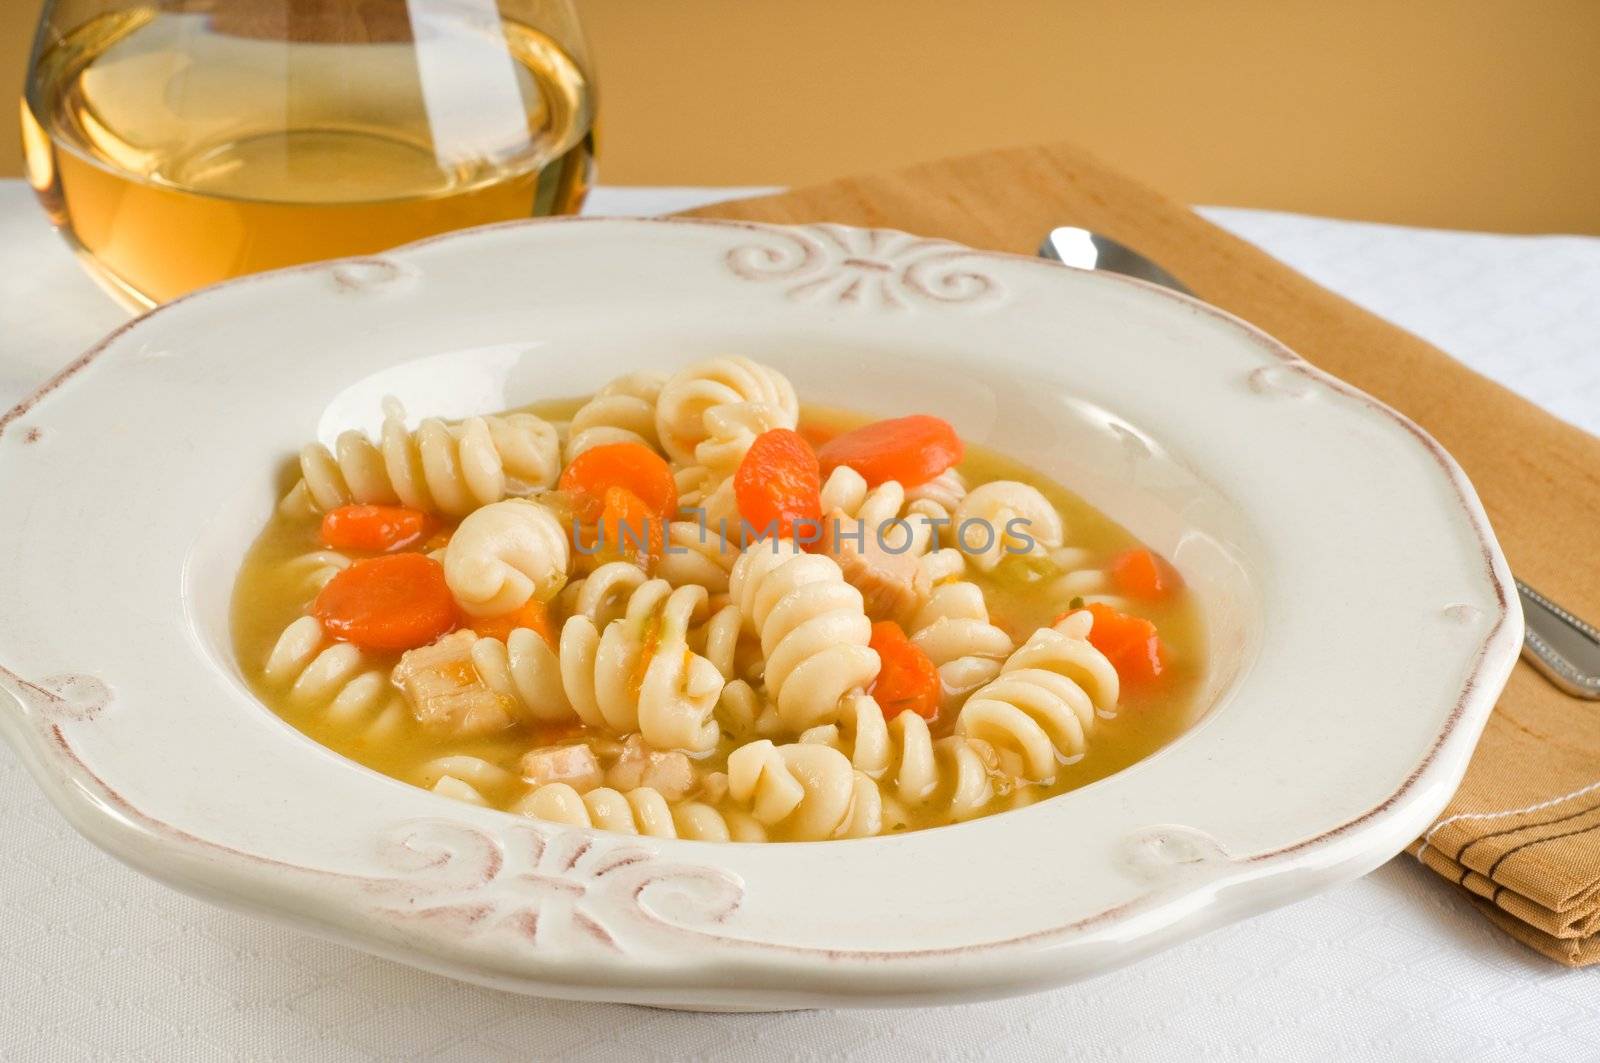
[3, 182, 1599, 1061]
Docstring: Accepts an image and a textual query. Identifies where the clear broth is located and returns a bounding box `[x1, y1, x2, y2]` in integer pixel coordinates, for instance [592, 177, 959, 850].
[231, 400, 1206, 837]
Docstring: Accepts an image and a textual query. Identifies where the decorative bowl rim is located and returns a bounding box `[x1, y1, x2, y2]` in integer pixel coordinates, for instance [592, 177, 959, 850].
[0, 215, 1521, 1008]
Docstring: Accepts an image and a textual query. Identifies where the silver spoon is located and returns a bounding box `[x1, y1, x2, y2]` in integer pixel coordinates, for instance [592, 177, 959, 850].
[1040, 226, 1600, 699]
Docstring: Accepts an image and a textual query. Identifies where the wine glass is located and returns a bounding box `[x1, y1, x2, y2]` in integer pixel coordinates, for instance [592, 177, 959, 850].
[21, 0, 598, 310]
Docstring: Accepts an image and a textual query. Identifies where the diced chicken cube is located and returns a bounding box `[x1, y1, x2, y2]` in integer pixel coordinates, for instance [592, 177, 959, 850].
[821, 511, 930, 623]
[519, 743, 604, 792]
[698, 771, 730, 806]
[393, 630, 515, 737]
[606, 735, 696, 801]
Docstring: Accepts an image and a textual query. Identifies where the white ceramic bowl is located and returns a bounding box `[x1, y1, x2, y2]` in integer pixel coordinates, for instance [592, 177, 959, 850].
[0, 218, 1519, 1009]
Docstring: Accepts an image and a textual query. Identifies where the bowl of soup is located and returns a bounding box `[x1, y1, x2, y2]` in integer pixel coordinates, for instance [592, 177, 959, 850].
[0, 218, 1520, 1009]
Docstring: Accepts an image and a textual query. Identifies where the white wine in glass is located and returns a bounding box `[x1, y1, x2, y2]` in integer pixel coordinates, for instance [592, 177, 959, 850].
[22, 0, 598, 308]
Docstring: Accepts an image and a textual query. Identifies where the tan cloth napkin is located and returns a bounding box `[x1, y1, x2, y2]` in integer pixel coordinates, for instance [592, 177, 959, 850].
[687, 142, 1600, 966]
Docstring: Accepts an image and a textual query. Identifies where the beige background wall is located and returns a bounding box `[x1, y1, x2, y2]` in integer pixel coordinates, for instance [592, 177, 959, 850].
[6, 0, 1598, 233]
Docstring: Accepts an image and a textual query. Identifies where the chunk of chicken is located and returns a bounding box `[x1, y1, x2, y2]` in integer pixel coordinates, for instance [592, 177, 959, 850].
[821, 510, 930, 624]
[698, 771, 730, 806]
[392, 630, 515, 737]
[519, 743, 604, 792]
[606, 734, 697, 801]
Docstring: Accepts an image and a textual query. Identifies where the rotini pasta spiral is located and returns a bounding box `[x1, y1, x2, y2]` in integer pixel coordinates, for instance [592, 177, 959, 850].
[951, 480, 1064, 572]
[472, 563, 729, 744]
[715, 678, 784, 740]
[442, 498, 570, 617]
[1044, 546, 1127, 609]
[693, 599, 743, 681]
[559, 560, 649, 627]
[655, 357, 798, 465]
[289, 399, 561, 518]
[564, 370, 666, 460]
[467, 628, 575, 724]
[674, 464, 717, 510]
[238, 354, 1205, 844]
[726, 740, 882, 840]
[818, 466, 932, 556]
[904, 469, 967, 548]
[906, 468, 967, 512]
[561, 577, 725, 752]
[801, 694, 1003, 821]
[515, 783, 767, 841]
[656, 519, 738, 593]
[558, 559, 742, 677]
[819, 466, 904, 528]
[694, 479, 743, 537]
[955, 612, 1120, 781]
[431, 776, 489, 805]
[909, 548, 1014, 707]
[915, 543, 963, 585]
[263, 616, 405, 738]
[688, 402, 792, 488]
[675, 401, 794, 533]
[418, 755, 518, 806]
[285, 549, 351, 598]
[728, 541, 880, 731]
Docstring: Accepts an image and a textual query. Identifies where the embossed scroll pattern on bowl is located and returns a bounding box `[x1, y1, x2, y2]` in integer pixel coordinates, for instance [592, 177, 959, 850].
[0, 665, 745, 956]
[725, 223, 1005, 310]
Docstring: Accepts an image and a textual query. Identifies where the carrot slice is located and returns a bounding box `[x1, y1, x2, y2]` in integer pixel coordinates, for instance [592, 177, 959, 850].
[559, 442, 677, 523]
[574, 484, 666, 571]
[868, 620, 941, 720]
[815, 414, 963, 488]
[314, 553, 457, 652]
[320, 504, 434, 553]
[1110, 548, 1177, 599]
[468, 599, 555, 645]
[1079, 602, 1164, 685]
[733, 428, 823, 543]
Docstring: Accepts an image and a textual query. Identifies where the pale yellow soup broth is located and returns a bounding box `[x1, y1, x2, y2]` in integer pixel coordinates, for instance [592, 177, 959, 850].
[232, 398, 1206, 840]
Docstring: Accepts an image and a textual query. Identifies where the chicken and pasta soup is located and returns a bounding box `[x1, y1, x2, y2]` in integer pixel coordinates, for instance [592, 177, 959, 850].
[232, 358, 1204, 841]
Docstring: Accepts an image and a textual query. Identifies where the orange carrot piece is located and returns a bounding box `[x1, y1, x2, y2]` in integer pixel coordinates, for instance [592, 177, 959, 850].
[733, 428, 823, 544]
[467, 599, 555, 645]
[584, 485, 665, 571]
[314, 553, 457, 652]
[1080, 602, 1164, 685]
[320, 504, 435, 553]
[815, 414, 963, 488]
[868, 620, 941, 720]
[1110, 548, 1177, 599]
[559, 442, 677, 523]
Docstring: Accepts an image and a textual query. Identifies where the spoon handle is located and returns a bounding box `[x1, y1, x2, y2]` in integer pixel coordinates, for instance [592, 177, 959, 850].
[1517, 581, 1600, 698]
[1040, 225, 1600, 700]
